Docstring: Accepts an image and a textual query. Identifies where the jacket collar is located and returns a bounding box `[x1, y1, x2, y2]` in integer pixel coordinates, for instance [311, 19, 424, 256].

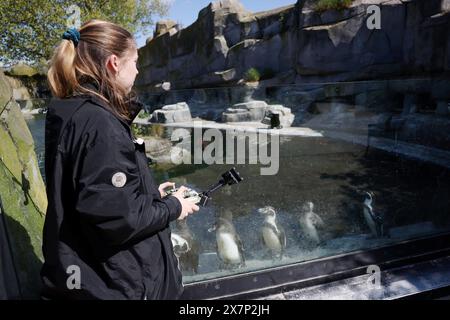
[76, 82, 143, 126]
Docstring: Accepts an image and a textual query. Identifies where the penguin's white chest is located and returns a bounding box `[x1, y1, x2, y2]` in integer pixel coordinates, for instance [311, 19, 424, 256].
[217, 233, 241, 263]
[300, 214, 320, 243]
[261, 226, 282, 251]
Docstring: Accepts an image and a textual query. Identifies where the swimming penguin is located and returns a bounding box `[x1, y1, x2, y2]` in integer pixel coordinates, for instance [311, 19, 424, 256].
[258, 206, 286, 260]
[298, 202, 325, 246]
[363, 191, 388, 238]
[208, 210, 245, 269]
[173, 219, 200, 274]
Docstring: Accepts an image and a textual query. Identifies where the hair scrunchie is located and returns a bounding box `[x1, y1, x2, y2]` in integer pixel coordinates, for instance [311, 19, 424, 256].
[62, 28, 80, 47]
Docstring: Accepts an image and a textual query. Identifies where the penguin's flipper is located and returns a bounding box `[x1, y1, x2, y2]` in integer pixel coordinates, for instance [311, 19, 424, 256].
[280, 226, 287, 249]
[312, 213, 325, 228]
[235, 235, 246, 265]
[266, 222, 281, 238]
[374, 215, 385, 238]
[280, 238, 287, 261]
[259, 228, 266, 249]
[236, 234, 245, 252]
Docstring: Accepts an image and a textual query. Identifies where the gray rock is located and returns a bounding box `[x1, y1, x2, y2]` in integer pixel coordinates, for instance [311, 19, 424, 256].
[242, 19, 260, 38]
[154, 20, 178, 38]
[214, 36, 229, 57]
[263, 21, 281, 39]
[135, 0, 450, 91]
[153, 82, 171, 93]
[222, 100, 267, 122]
[224, 23, 242, 47]
[209, 0, 249, 15]
[17, 99, 33, 111]
[151, 102, 192, 123]
[266, 104, 295, 127]
[222, 109, 252, 122]
[221, 100, 294, 127]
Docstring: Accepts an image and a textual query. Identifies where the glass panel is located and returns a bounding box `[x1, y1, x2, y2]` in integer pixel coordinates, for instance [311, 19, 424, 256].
[24, 80, 450, 285]
[132, 79, 450, 283]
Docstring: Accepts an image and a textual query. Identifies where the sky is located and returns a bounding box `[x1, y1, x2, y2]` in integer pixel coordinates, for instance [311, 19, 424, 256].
[135, 0, 297, 47]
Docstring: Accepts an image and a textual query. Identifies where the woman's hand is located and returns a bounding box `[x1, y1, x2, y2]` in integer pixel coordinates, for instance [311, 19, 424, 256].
[158, 181, 176, 198]
[172, 186, 200, 220]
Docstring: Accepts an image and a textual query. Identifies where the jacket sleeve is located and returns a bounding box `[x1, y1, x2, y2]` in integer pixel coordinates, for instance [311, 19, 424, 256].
[72, 116, 182, 246]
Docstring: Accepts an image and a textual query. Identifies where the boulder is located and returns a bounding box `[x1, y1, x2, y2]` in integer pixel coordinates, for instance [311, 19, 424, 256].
[263, 21, 281, 39]
[150, 102, 192, 123]
[154, 20, 178, 38]
[6, 63, 39, 77]
[221, 100, 294, 127]
[222, 100, 268, 122]
[142, 132, 191, 165]
[266, 104, 295, 127]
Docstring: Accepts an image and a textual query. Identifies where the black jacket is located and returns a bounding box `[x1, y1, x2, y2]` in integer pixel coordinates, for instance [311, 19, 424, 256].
[41, 91, 183, 300]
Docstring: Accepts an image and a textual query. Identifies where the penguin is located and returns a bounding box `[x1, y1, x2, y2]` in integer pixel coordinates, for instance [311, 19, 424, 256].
[171, 230, 190, 257]
[298, 201, 325, 247]
[208, 210, 245, 269]
[258, 206, 286, 260]
[173, 219, 200, 274]
[363, 191, 389, 238]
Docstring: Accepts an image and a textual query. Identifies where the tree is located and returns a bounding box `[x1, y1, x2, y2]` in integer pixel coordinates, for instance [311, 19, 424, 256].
[0, 0, 171, 67]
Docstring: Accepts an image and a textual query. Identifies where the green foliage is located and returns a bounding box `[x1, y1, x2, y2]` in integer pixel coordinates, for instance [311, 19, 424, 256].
[131, 123, 150, 137]
[137, 110, 150, 119]
[0, 0, 170, 66]
[244, 67, 261, 82]
[315, 0, 353, 12]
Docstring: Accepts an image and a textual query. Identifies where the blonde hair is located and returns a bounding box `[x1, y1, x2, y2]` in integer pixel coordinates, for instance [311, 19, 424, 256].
[47, 19, 136, 121]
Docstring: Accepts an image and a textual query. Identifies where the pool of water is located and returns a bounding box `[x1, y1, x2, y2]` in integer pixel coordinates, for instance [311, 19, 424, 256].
[26, 115, 46, 181]
[152, 127, 450, 281]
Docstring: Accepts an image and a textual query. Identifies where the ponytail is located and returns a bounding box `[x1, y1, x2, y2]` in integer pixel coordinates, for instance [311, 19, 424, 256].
[48, 39, 77, 98]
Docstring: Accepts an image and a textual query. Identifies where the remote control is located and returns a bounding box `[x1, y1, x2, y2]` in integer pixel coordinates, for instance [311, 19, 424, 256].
[165, 187, 201, 204]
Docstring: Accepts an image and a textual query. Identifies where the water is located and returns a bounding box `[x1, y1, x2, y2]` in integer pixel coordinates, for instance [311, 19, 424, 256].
[25, 114, 46, 181]
[151, 128, 450, 282]
[25, 114, 450, 284]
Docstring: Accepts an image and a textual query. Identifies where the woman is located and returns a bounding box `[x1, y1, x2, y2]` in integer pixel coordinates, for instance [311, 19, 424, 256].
[41, 19, 199, 300]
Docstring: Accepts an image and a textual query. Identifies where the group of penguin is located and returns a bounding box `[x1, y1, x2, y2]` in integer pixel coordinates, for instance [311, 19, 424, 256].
[170, 191, 388, 273]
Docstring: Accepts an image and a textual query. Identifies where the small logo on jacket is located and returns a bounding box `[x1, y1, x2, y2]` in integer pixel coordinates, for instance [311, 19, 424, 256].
[112, 172, 127, 187]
